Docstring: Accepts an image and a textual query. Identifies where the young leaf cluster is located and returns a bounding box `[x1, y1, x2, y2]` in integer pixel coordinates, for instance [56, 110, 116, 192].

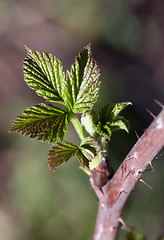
[10, 44, 131, 173]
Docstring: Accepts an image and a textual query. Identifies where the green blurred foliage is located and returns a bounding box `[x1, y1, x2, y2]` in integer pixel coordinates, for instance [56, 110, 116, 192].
[157, 237, 164, 240]
[122, 228, 146, 240]
[98, 9, 143, 52]
[10, 135, 97, 240]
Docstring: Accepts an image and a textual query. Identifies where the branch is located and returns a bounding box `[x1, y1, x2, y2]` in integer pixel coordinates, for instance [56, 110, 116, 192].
[91, 106, 164, 240]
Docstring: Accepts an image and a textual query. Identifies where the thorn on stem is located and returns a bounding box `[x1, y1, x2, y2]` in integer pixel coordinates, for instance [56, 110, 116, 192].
[118, 217, 131, 231]
[154, 99, 164, 108]
[135, 131, 140, 140]
[149, 161, 154, 172]
[146, 108, 156, 119]
[139, 179, 153, 190]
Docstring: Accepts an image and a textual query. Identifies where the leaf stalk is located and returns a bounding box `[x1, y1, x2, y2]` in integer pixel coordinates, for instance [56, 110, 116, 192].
[70, 112, 84, 141]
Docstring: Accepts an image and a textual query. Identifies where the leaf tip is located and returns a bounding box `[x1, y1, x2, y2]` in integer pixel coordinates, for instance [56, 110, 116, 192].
[9, 120, 19, 134]
[127, 101, 132, 106]
[85, 43, 91, 51]
[48, 162, 56, 172]
[24, 45, 31, 53]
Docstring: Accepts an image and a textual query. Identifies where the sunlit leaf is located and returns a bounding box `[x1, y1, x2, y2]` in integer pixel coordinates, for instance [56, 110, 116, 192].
[110, 102, 132, 117]
[80, 137, 100, 160]
[110, 116, 130, 132]
[96, 102, 131, 139]
[77, 137, 100, 167]
[96, 121, 112, 140]
[81, 110, 98, 137]
[48, 137, 100, 171]
[9, 104, 69, 143]
[23, 45, 100, 114]
[23, 47, 67, 105]
[10, 44, 132, 174]
[66, 44, 101, 113]
[89, 152, 104, 170]
[48, 141, 78, 172]
[99, 102, 131, 123]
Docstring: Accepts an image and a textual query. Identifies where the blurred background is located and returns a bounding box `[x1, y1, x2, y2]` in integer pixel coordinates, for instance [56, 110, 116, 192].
[0, 0, 164, 239]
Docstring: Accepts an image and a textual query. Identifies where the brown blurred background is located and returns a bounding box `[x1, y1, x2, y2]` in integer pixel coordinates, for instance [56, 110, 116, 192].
[0, 0, 164, 239]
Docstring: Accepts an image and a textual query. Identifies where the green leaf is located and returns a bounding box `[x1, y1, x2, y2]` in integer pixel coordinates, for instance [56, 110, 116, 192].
[81, 110, 98, 137]
[96, 102, 132, 139]
[23, 47, 67, 105]
[110, 102, 132, 117]
[78, 137, 103, 170]
[23, 45, 100, 113]
[48, 137, 100, 171]
[110, 116, 130, 132]
[48, 141, 78, 172]
[77, 137, 100, 167]
[9, 104, 69, 143]
[66, 44, 101, 113]
[89, 152, 103, 170]
[99, 102, 132, 122]
[80, 137, 100, 159]
[96, 121, 112, 139]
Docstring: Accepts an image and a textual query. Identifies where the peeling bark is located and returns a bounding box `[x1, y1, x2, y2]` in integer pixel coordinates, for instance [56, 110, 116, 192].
[91, 106, 164, 240]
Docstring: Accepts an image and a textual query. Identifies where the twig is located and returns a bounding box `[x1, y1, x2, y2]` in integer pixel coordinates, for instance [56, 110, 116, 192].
[91, 107, 164, 240]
